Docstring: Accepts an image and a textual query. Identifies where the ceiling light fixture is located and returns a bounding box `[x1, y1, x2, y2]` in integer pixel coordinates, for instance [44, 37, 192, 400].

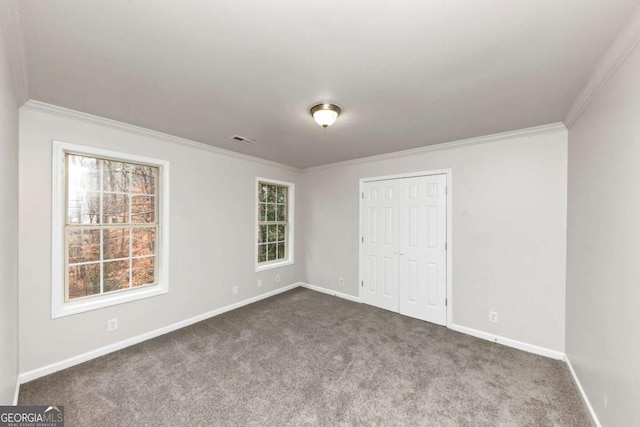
[310, 103, 342, 128]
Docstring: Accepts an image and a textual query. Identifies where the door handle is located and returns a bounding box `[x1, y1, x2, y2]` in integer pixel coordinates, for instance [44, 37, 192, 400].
[399, 251, 405, 256]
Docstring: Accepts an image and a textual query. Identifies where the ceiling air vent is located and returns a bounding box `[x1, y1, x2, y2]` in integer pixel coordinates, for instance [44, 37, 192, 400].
[230, 135, 257, 144]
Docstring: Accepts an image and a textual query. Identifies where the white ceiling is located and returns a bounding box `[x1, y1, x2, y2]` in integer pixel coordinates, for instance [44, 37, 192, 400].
[19, 0, 640, 168]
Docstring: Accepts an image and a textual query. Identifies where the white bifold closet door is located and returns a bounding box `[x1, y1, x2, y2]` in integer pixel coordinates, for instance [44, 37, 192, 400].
[361, 174, 447, 326]
[361, 180, 400, 313]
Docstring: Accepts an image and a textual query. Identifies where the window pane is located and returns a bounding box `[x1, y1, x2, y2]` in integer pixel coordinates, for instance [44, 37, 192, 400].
[67, 155, 100, 193]
[131, 165, 157, 194]
[133, 227, 156, 257]
[258, 244, 267, 263]
[68, 263, 100, 300]
[267, 204, 276, 221]
[132, 257, 155, 287]
[103, 193, 129, 224]
[68, 229, 100, 264]
[276, 186, 286, 204]
[277, 242, 285, 259]
[277, 205, 286, 222]
[277, 225, 285, 241]
[267, 225, 277, 243]
[258, 225, 267, 244]
[67, 192, 100, 224]
[267, 243, 276, 261]
[267, 185, 276, 203]
[259, 203, 266, 222]
[259, 183, 268, 202]
[104, 260, 130, 292]
[131, 195, 155, 223]
[103, 160, 130, 193]
[104, 228, 130, 260]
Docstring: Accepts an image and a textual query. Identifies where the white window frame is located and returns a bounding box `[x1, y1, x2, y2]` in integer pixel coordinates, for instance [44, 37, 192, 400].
[255, 177, 295, 272]
[51, 141, 170, 318]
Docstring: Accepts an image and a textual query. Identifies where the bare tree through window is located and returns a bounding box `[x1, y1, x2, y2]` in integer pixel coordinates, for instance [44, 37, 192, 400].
[65, 154, 159, 300]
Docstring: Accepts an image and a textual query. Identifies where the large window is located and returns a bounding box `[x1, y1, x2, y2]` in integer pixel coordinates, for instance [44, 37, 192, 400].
[52, 142, 169, 318]
[256, 178, 294, 271]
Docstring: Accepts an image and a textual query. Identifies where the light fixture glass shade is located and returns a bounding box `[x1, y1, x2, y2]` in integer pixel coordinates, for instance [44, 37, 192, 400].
[311, 103, 341, 128]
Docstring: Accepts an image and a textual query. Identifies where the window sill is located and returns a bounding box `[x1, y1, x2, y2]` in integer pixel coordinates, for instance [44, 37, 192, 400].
[52, 284, 168, 319]
[255, 259, 294, 272]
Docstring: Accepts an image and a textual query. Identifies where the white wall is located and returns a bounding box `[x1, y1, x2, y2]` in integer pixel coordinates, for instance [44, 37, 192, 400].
[0, 27, 19, 404]
[18, 106, 304, 374]
[17, 105, 571, 378]
[301, 127, 568, 352]
[566, 40, 640, 426]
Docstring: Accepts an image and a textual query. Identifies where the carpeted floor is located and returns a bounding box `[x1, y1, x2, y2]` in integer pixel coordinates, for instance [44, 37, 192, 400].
[19, 288, 592, 426]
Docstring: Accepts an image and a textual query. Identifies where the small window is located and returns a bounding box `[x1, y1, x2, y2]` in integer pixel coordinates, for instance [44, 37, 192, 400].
[256, 178, 294, 271]
[52, 142, 169, 318]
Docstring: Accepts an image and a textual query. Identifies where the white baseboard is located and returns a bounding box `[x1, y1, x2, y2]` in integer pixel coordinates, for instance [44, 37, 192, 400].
[300, 284, 597, 427]
[16, 280, 571, 395]
[19, 283, 300, 384]
[298, 282, 362, 303]
[12, 378, 19, 405]
[298, 283, 564, 361]
[449, 324, 565, 360]
[565, 355, 602, 427]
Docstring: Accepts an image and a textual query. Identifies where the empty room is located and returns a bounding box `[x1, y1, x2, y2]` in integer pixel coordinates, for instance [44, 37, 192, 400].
[1, 0, 639, 425]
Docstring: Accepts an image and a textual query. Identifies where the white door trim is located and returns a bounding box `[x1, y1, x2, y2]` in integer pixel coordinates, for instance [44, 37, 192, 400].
[358, 169, 453, 328]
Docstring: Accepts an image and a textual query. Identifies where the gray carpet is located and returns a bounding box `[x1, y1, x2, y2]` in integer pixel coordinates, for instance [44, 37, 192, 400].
[19, 288, 592, 426]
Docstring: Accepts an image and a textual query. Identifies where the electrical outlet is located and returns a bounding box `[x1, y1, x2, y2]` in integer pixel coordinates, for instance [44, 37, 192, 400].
[339, 278, 344, 286]
[275, 274, 281, 282]
[232, 286, 238, 295]
[107, 318, 118, 332]
[489, 311, 498, 323]
[257, 279, 262, 288]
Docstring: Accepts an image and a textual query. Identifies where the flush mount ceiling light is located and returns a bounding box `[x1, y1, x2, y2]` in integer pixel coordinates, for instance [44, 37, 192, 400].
[310, 103, 342, 128]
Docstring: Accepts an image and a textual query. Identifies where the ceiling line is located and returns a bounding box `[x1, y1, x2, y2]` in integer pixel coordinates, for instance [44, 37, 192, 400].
[24, 100, 568, 173]
[22, 100, 303, 173]
[564, 4, 640, 128]
[301, 122, 567, 173]
[0, 0, 29, 105]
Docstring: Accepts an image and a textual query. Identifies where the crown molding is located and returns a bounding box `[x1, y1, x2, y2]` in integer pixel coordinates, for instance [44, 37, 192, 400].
[23, 99, 567, 174]
[302, 122, 567, 173]
[564, 5, 640, 128]
[22, 100, 302, 172]
[0, 0, 29, 105]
